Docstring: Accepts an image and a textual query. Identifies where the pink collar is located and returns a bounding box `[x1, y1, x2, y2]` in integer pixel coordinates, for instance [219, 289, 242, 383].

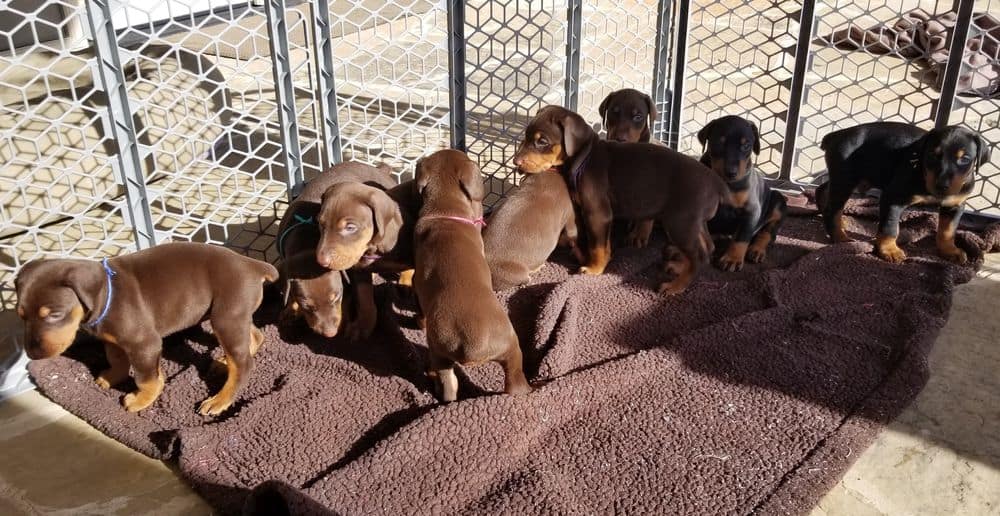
[420, 214, 486, 228]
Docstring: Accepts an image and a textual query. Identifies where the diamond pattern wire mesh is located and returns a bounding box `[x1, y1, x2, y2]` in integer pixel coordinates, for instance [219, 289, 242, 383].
[792, 0, 949, 186]
[944, 0, 1000, 215]
[465, 0, 566, 207]
[326, 1, 451, 183]
[577, 0, 658, 136]
[679, 0, 799, 178]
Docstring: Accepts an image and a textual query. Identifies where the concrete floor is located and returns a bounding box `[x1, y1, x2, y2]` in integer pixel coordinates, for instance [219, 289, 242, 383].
[0, 255, 998, 514]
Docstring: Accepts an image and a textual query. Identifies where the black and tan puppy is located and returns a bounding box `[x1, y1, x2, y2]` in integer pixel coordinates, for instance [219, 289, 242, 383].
[314, 176, 422, 337]
[697, 115, 787, 271]
[513, 105, 731, 294]
[412, 149, 531, 402]
[277, 161, 394, 340]
[483, 170, 581, 290]
[599, 88, 659, 247]
[816, 122, 990, 264]
[15, 243, 277, 415]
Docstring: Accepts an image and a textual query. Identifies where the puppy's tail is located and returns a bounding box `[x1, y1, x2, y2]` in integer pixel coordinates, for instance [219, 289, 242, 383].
[252, 259, 280, 284]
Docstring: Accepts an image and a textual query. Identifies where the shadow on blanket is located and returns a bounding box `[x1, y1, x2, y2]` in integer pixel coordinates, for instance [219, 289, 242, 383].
[25, 196, 1000, 515]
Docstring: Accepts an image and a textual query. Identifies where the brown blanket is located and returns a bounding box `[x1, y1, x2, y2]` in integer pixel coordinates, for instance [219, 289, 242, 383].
[816, 8, 1000, 98]
[26, 197, 1000, 515]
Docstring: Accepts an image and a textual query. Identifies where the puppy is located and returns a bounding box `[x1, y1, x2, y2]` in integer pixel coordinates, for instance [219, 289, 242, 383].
[15, 243, 278, 415]
[816, 122, 990, 263]
[277, 161, 394, 340]
[412, 149, 531, 401]
[314, 178, 422, 338]
[598, 88, 659, 247]
[483, 170, 581, 291]
[513, 105, 732, 294]
[697, 115, 787, 271]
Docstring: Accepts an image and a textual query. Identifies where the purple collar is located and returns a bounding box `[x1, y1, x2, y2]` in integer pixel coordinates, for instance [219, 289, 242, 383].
[568, 149, 592, 191]
[420, 214, 487, 228]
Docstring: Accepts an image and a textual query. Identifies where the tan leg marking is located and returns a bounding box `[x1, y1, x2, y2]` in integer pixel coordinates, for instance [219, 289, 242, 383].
[123, 367, 164, 412]
[831, 209, 852, 243]
[659, 252, 694, 295]
[717, 241, 749, 272]
[625, 219, 655, 248]
[936, 214, 967, 264]
[96, 341, 130, 389]
[875, 234, 906, 263]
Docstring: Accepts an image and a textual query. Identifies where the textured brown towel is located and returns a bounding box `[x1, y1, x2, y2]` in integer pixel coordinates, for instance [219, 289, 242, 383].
[26, 197, 997, 515]
[816, 8, 1000, 98]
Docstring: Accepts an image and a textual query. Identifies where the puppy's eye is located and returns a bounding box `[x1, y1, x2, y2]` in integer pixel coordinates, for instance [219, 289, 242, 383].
[342, 222, 358, 234]
[740, 142, 753, 153]
[45, 312, 64, 322]
[535, 138, 549, 148]
[632, 115, 643, 123]
[956, 155, 973, 166]
[300, 303, 314, 312]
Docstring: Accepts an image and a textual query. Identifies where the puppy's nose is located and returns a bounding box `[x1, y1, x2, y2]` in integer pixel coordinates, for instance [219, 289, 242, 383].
[321, 328, 338, 338]
[512, 155, 523, 167]
[316, 252, 331, 268]
[613, 134, 630, 143]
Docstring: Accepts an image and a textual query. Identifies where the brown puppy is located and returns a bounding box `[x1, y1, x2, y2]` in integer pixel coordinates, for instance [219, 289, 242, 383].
[598, 88, 659, 248]
[277, 161, 394, 340]
[314, 178, 422, 337]
[513, 105, 731, 294]
[483, 170, 581, 291]
[412, 149, 531, 402]
[14, 243, 278, 415]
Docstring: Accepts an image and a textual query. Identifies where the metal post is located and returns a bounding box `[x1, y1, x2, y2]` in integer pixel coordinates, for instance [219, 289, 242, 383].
[667, 0, 690, 149]
[447, 0, 467, 152]
[84, 0, 157, 249]
[564, 0, 583, 111]
[778, 0, 816, 181]
[310, 0, 343, 167]
[934, 0, 976, 128]
[263, 0, 305, 199]
[650, 0, 673, 142]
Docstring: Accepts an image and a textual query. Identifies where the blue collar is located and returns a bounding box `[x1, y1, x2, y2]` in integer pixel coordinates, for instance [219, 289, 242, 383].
[277, 214, 315, 259]
[85, 258, 116, 329]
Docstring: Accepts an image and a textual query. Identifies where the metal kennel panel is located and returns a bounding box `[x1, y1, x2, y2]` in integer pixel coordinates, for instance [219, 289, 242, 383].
[937, 0, 1000, 214]
[323, 0, 451, 183]
[464, 0, 567, 206]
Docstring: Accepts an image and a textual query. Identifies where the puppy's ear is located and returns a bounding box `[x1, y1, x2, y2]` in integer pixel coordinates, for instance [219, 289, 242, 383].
[414, 157, 429, 195]
[598, 91, 614, 127]
[62, 261, 103, 313]
[282, 278, 296, 308]
[750, 120, 761, 155]
[976, 133, 992, 172]
[364, 188, 403, 252]
[697, 119, 716, 151]
[559, 111, 592, 157]
[458, 158, 485, 208]
[642, 92, 657, 141]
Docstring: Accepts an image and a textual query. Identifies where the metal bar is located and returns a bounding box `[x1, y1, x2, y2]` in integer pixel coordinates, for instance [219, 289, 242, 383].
[778, 0, 816, 181]
[934, 0, 976, 128]
[650, 0, 673, 142]
[310, 0, 343, 167]
[667, 0, 690, 149]
[263, 0, 305, 199]
[446, 0, 467, 152]
[564, 0, 583, 111]
[84, 0, 157, 249]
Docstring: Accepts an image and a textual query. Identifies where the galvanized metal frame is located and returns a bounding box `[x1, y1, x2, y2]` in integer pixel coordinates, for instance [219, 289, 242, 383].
[84, 0, 158, 249]
[263, 0, 305, 199]
[310, 0, 343, 168]
[934, 0, 976, 128]
[447, 0, 467, 152]
[779, 0, 817, 182]
[666, 0, 690, 150]
[564, 0, 583, 111]
[650, 0, 674, 143]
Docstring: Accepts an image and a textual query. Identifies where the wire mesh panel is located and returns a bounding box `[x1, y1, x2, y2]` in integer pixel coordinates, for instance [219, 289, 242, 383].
[577, 0, 659, 134]
[676, 0, 801, 177]
[465, 0, 566, 206]
[941, 0, 1000, 214]
[326, 1, 451, 183]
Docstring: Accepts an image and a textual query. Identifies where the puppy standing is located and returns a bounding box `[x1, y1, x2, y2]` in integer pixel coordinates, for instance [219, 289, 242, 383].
[816, 123, 990, 263]
[514, 105, 731, 294]
[483, 169, 581, 291]
[277, 161, 395, 339]
[599, 88, 659, 247]
[15, 243, 277, 415]
[412, 149, 531, 401]
[697, 115, 787, 271]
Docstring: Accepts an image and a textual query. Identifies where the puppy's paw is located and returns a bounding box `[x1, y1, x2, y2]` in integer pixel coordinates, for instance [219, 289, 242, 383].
[657, 280, 688, 296]
[123, 392, 156, 412]
[876, 245, 907, 264]
[625, 231, 650, 249]
[746, 247, 766, 264]
[939, 246, 968, 264]
[198, 394, 233, 416]
[716, 255, 744, 272]
[831, 229, 854, 243]
[95, 368, 127, 389]
[579, 264, 606, 275]
[345, 320, 376, 342]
